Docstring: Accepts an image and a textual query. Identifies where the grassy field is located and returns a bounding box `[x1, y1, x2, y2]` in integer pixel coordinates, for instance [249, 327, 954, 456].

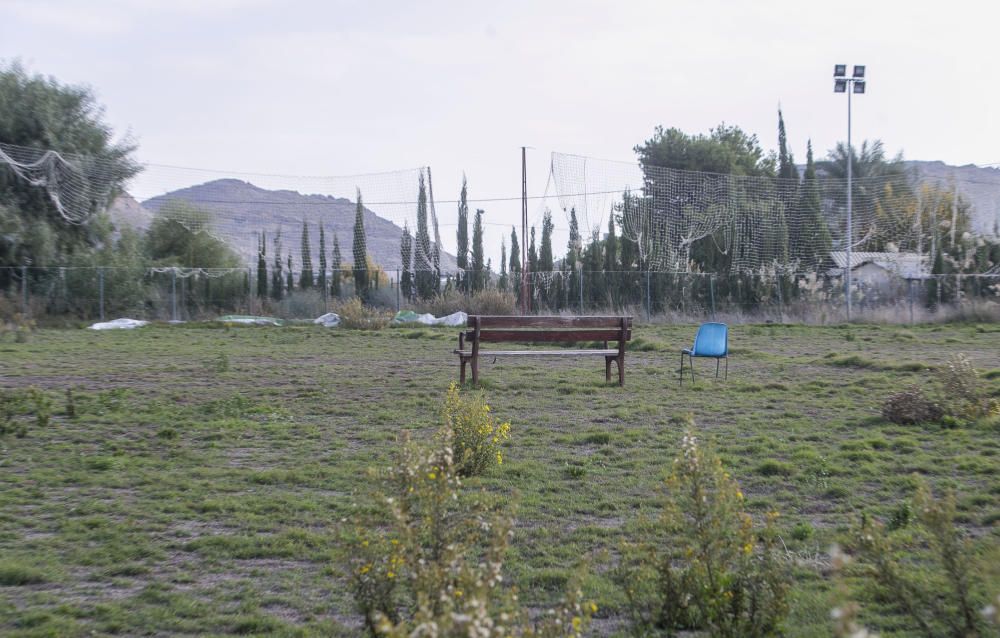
[1, 321, 999, 636]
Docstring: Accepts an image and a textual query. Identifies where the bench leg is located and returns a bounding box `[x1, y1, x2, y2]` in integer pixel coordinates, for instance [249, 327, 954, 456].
[471, 353, 479, 384]
[460, 358, 467, 384]
[605, 356, 612, 383]
[617, 355, 625, 387]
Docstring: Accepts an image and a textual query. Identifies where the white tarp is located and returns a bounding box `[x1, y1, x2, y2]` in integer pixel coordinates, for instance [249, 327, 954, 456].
[90, 318, 148, 330]
[216, 315, 284, 326]
[314, 312, 341, 328]
[393, 311, 467, 326]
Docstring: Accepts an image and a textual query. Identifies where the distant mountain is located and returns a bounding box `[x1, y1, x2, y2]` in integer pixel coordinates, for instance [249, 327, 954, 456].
[107, 193, 154, 233]
[134, 179, 456, 272]
[904, 161, 1000, 237]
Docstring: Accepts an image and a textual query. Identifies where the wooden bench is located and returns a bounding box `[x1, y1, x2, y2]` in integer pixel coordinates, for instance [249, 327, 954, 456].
[454, 315, 633, 386]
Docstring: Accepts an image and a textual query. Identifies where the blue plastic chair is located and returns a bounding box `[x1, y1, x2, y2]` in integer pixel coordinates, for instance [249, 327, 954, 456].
[679, 322, 728, 385]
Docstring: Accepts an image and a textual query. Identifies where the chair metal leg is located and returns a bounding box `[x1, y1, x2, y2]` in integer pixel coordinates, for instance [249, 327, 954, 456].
[689, 355, 695, 384]
[725, 356, 728, 380]
[716, 358, 720, 378]
[679, 352, 684, 385]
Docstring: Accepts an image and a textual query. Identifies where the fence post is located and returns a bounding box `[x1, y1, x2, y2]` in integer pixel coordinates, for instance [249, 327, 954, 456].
[775, 274, 784, 322]
[98, 267, 105, 321]
[396, 269, 400, 312]
[908, 278, 915, 325]
[579, 269, 584, 315]
[171, 267, 178, 322]
[709, 275, 716, 320]
[645, 270, 651, 321]
[21, 265, 28, 316]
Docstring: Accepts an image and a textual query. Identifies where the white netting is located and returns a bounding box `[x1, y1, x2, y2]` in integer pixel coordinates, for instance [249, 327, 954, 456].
[0, 142, 127, 224]
[551, 152, 994, 274]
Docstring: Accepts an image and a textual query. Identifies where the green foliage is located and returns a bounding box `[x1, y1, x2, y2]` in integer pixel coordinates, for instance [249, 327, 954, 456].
[0, 62, 140, 277]
[145, 202, 241, 269]
[937, 353, 998, 421]
[456, 177, 469, 291]
[346, 394, 593, 637]
[471, 208, 486, 292]
[256, 232, 268, 299]
[853, 480, 993, 637]
[442, 383, 511, 476]
[353, 189, 369, 298]
[400, 221, 413, 300]
[414, 174, 434, 300]
[635, 123, 775, 176]
[330, 231, 343, 298]
[1, 386, 51, 436]
[299, 221, 314, 289]
[618, 429, 789, 637]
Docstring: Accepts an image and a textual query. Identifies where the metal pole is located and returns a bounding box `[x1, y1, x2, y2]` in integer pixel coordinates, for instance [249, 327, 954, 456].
[21, 265, 28, 316]
[645, 270, 651, 321]
[845, 85, 853, 323]
[709, 274, 716, 320]
[579, 269, 584, 315]
[908, 278, 915, 325]
[98, 267, 105, 321]
[520, 147, 529, 315]
[171, 268, 178, 322]
[396, 269, 400, 312]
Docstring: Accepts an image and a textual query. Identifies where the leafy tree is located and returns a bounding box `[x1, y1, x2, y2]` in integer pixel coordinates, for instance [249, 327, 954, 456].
[353, 189, 369, 297]
[299, 221, 314, 289]
[635, 123, 775, 176]
[256, 232, 268, 299]
[456, 176, 469, 292]
[330, 232, 343, 298]
[145, 202, 241, 269]
[414, 174, 434, 299]
[318, 225, 327, 292]
[400, 221, 413, 300]
[0, 62, 140, 286]
[471, 209, 485, 292]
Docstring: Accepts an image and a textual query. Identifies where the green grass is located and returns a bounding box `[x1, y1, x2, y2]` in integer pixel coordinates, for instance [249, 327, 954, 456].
[0, 322, 998, 636]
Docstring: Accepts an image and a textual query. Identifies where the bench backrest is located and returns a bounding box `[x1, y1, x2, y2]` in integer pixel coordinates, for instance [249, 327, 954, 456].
[465, 315, 632, 343]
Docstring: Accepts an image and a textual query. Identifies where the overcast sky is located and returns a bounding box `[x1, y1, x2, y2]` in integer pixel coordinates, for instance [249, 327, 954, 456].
[2, 0, 997, 260]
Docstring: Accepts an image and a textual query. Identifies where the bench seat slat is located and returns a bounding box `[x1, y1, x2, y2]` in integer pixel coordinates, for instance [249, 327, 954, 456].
[455, 349, 619, 357]
[473, 315, 632, 329]
[467, 329, 630, 342]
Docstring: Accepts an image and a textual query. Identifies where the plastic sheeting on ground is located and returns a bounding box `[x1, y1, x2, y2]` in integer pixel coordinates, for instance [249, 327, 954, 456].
[90, 318, 149, 330]
[313, 312, 341, 328]
[216, 315, 285, 326]
[392, 310, 467, 327]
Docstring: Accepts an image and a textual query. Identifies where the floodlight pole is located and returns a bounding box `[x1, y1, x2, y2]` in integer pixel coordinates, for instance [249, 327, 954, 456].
[521, 147, 529, 315]
[846, 84, 853, 322]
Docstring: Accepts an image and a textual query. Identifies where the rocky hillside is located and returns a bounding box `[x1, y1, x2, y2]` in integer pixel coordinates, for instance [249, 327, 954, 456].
[905, 161, 1000, 237]
[115, 179, 455, 272]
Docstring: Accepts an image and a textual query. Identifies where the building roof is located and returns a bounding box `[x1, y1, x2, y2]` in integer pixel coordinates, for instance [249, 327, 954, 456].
[828, 251, 930, 278]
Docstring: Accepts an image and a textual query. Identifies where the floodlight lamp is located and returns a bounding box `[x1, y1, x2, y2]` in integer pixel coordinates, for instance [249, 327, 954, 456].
[853, 65, 865, 78]
[853, 80, 866, 94]
[834, 64, 847, 77]
[834, 79, 847, 93]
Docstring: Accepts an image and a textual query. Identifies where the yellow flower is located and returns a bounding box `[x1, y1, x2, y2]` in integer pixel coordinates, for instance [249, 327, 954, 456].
[455, 589, 463, 598]
[736, 490, 743, 499]
[387, 571, 395, 579]
[359, 564, 371, 575]
[743, 543, 753, 555]
[589, 602, 598, 613]
[572, 616, 581, 630]
[428, 472, 436, 480]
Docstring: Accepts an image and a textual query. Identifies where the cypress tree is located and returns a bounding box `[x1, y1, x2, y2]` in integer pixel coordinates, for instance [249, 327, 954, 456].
[567, 208, 581, 305]
[509, 227, 522, 306]
[299, 221, 314, 289]
[777, 108, 797, 179]
[540, 210, 554, 272]
[414, 174, 434, 299]
[456, 176, 469, 292]
[271, 232, 283, 301]
[471, 208, 485, 292]
[286, 254, 294, 294]
[499, 239, 508, 292]
[796, 141, 830, 268]
[605, 215, 618, 305]
[528, 227, 538, 276]
[256, 232, 268, 299]
[432, 208, 441, 295]
[318, 225, 327, 292]
[401, 221, 413, 300]
[330, 232, 343, 298]
[353, 189, 369, 298]
[584, 228, 604, 306]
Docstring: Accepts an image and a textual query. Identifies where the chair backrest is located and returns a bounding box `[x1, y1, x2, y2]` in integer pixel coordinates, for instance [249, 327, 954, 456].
[692, 322, 728, 357]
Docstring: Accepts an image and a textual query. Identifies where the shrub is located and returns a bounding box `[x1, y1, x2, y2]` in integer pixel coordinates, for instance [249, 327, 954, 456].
[852, 480, 993, 637]
[937, 353, 999, 421]
[882, 385, 944, 425]
[346, 407, 592, 637]
[442, 383, 510, 477]
[337, 297, 392, 330]
[416, 288, 516, 317]
[618, 429, 789, 637]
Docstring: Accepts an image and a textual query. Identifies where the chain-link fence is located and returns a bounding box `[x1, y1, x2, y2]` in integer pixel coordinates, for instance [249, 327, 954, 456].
[2, 266, 999, 324]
